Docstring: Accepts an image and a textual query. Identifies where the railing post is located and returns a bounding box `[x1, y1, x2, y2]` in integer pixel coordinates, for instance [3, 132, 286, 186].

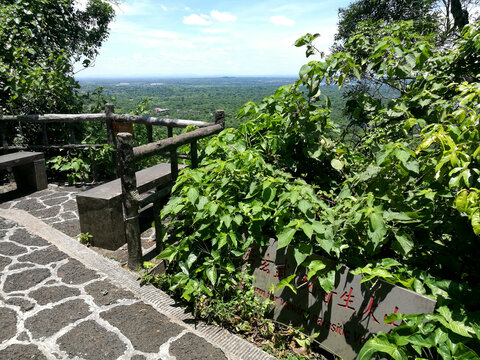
[116, 132, 142, 270]
[69, 123, 76, 144]
[191, 140, 198, 169]
[215, 109, 225, 128]
[105, 104, 115, 146]
[42, 123, 49, 146]
[146, 124, 153, 143]
[0, 107, 7, 151]
[153, 199, 164, 252]
[167, 126, 173, 138]
[170, 147, 178, 181]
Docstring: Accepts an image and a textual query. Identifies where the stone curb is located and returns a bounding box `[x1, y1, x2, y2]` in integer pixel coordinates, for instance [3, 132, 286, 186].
[0, 209, 275, 360]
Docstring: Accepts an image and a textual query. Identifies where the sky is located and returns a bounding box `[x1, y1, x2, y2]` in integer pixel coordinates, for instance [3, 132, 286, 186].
[75, 0, 352, 78]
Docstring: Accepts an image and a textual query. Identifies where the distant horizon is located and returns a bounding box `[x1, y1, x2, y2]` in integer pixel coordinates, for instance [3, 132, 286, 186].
[76, 74, 298, 80]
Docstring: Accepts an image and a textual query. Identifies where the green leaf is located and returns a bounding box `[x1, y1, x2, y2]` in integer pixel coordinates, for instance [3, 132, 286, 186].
[187, 187, 199, 204]
[277, 227, 297, 249]
[276, 274, 297, 294]
[206, 265, 217, 286]
[331, 158, 344, 171]
[306, 259, 326, 281]
[157, 246, 178, 262]
[298, 200, 312, 214]
[393, 232, 413, 255]
[358, 334, 408, 360]
[293, 243, 312, 266]
[262, 187, 276, 205]
[318, 269, 335, 293]
[300, 222, 313, 239]
[455, 191, 468, 212]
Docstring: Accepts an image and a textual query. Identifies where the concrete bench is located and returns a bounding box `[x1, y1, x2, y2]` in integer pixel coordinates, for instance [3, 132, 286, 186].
[76, 163, 185, 250]
[0, 152, 48, 191]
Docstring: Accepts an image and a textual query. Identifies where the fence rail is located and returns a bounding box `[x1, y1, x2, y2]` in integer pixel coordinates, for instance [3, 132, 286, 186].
[117, 109, 225, 269]
[0, 104, 225, 270]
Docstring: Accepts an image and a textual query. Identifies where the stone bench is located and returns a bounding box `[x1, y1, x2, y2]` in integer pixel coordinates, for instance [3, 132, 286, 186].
[76, 163, 185, 250]
[0, 152, 48, 191]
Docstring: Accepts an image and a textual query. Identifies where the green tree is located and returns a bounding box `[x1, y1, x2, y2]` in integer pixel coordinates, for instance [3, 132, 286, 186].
[0, 0, 115, 114]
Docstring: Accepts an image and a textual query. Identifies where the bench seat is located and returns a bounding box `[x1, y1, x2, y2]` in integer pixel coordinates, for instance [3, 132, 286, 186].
[0, 152, 48, 191]
[76, 163, 185, 250]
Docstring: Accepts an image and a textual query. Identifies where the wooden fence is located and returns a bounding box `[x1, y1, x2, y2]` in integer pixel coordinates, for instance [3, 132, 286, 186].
[1, 105, 226, 269]
[117, 110, 225, 269]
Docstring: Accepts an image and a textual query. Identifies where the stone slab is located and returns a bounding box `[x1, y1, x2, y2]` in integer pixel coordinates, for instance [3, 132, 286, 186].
[0, 151, 44, 169]
[101, 302, 184, 353]
[76, 163, 186, 250]
[57, 320, 126, 359]
[246, 239, 437, 360]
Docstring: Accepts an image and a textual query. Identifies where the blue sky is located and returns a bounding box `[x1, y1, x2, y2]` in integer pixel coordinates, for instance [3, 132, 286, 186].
[75, 0, 352, 78]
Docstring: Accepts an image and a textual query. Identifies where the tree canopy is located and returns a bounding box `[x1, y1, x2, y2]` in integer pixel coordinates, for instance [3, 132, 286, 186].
[0, 0, 115, 114]
[333, 0, 479, 51]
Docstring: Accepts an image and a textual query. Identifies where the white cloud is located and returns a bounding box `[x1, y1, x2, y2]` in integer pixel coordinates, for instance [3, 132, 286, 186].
[160, 4, 167, 12]
[270, 15, 296, 27]
[183, 14, 212, 26]
[210, 10, 237, 22]
[202, 28, 227, 34]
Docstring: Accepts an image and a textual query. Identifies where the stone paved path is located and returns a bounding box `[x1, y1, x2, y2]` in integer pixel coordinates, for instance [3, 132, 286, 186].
[0, 206, 274, 359]
[0, 185, 158, 263]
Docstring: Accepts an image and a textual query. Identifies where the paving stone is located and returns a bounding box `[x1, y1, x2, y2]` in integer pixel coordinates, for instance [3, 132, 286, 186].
[61, 211, 78, 220]
[57, 258, 99, 284]
[30, 189, 54, 199]
[0, 255, 12, 271]
[12, 198, 45, 211]
[37, 190, 65, 199]
[85, 279, 136, 306]
[43, 196, 70, 206]
[0, 308, 17, 342]
[3, 268, 51, 292]
[52, 220, 80, 237]
[169, 332, 228, 360]
[30, 205, 61, 219]
[0, 241, 28, 256]
[63, 199, 79, 212]
[0, 229, 6, 239]
[101, 303, 184, 353]
[9, 262, 35, 270]
[25, 299, 91, 338]
[5, 297, 35, 311]
[57, 320, 126, 359]
[0, 217, 15, 229]
[18, 246, 68, 265]
[29, 285, 81, 305]
[10, 228, 49, 246]
[17, 331, 30, 341]
[131, 355, 146, 360]
[0, 344, 46, 360]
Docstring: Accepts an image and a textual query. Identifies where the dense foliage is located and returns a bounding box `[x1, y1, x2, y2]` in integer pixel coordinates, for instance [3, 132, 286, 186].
[0, 0, 114, 114]
[157, 20, 480, 359]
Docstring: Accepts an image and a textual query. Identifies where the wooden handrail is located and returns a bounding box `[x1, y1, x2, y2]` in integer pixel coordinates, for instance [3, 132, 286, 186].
[2, 113, 213, 128]
[132, 123, 223, 159]
[110, 114, 212, 128]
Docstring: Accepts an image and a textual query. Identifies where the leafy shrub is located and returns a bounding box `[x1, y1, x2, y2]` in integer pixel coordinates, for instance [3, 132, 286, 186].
[157, 21, 480, 359]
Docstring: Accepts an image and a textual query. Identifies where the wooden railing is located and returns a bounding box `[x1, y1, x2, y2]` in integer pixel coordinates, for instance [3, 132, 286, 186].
[1, 105, 226, 270]
[116, 110, 225, 269]
[0, 104, 214, 151]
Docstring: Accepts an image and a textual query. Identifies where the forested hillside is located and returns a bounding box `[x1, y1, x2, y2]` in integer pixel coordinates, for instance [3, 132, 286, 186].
[78, 77, 349, 128]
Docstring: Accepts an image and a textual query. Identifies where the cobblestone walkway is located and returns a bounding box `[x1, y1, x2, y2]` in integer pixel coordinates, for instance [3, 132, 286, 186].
[0, 186, 81, 238]
[0, 198, 274, 359]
